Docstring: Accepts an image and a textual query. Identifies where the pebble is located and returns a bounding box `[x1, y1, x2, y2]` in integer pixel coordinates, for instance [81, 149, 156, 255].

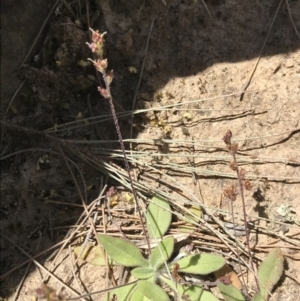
[285, 59, 294, 68]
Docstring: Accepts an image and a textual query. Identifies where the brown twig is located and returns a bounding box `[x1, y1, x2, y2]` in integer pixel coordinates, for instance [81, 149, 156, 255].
[17, 0, 61, 71]
[130, 17, 156, 142]
[285, 0, 300, 40]
[239, 0, 283, 101]
[200, 0, 215, 25]
[1, 233, 81, 298]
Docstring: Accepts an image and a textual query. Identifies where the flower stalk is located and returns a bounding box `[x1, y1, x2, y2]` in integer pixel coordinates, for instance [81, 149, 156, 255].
[87, 28, 151, 252]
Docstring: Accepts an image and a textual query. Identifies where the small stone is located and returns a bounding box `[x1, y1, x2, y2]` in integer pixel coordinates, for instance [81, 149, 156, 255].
[285, 59, 294, 68]
[280, 224, 289, 235]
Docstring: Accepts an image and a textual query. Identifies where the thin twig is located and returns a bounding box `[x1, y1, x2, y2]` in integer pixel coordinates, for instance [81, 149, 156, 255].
[76, 181, 105, 260]
[4, 80, 25, 115]
[68, 245, 84, 298]
[0, 238, 68, 281]
[12, 231, 42, 301]
[285, 0, 300, 40]
[44, 197, 103, 282]
[1, 233, 82, 299]
[239, 0, 283, 101]
[56, 144, 103, 295]
[45, 88, 262, 133]
[1, 80, 25, 153]
[87, 94, 102, 140]
[67, 281, 138, 301]
[0, 202, 111, 281]
[0, 147, 88, 201]
[200, 0, 215, 25]
[17, 0, 61, 71]
[130, 17, 156, 142]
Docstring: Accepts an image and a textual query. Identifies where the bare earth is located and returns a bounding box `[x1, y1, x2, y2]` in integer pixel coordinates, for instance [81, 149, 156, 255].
[1, 0, 300, 300]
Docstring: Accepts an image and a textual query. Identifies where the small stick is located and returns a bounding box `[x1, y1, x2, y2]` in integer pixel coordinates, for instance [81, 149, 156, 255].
[240, 0, 283, 101]
[76, 181, 105, 261]
[11, 231, 42, 301]
[1, 233, 82, 298]
[17, 0, 61, 71]
[87, 94, 102, 140]
[68, 245, 83, 296]
[130, 16, 156, 142]
[45, 194, 103, 283]
[0, 218, 101, 282]
[200, 0, 215, 25]
[4, 80, 25, 115]
[285, 0, 300, 40]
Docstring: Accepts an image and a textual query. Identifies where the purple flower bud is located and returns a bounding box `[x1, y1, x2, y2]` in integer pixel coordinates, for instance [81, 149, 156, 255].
[98, 87, 109, 99]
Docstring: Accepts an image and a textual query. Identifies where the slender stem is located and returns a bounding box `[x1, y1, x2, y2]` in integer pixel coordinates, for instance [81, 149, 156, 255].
[103, 72, 151, 252]
[232, 151, 259, 290]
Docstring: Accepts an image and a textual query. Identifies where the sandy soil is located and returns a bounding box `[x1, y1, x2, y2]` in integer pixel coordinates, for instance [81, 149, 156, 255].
[1, 0, 300, 300]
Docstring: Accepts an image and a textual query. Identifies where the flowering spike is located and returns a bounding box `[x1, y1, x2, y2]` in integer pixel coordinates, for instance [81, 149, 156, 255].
[229, 161, 238, 171]
[86, 42, 99, 54]
[239, 168, 246, 180]
[87, 28, 107, 58]
[89, 28, 106, 44]
[243, 179, 252, 190]
[98, 87, 110, 99]
[87, 58, 107, 73]
[223, 184, 237, 202]
[106, 70, 114, 85]
[231, 143, 239, 154]
[223, 130, 232, 146]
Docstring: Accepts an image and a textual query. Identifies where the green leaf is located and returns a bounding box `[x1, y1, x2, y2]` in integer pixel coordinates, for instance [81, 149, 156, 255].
[129, 287, 148, 301]
[98, 234, 148, 267]
[176, 253, 225, 274]
[146, 195, 172, 239]
[217, 283, 245, 301]
[257, 248, 284, 300]
[251, 293, 265, 301]
[179, 284, 219, 301]
[161, 276, 219, 301]
[131, 267, 155, 280]
[149, 236, 174, 269]
[101, 282, 137, 301]
[137, 280, 170, 301]
[74, 245, 115, 266]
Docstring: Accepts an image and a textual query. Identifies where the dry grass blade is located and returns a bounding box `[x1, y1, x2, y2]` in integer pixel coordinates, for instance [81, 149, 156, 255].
[17, 0, 61, 71]
[285, 0, 300, 40]
[239, 0, 284, 101]
[1, 0, 299, 299]
[11, 233, 42, 301]
[1, 233, 82, 299]
[45, 89, 260, 133]
[130, 16, 156, 142]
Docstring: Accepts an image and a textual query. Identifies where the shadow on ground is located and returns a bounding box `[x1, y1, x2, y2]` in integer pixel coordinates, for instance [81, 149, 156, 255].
[1, 0, 299, 298]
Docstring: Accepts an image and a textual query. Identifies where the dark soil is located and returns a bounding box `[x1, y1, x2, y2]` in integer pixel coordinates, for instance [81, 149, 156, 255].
[1, 0, 299, 300]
